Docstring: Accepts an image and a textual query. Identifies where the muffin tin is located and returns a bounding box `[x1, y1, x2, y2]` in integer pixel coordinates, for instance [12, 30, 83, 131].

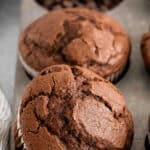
[11, 0, 150, 149]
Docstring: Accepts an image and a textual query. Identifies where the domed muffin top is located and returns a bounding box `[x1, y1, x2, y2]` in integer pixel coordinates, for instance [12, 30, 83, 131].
[19, 65, 133, 150]
[19, 8, 130, 78]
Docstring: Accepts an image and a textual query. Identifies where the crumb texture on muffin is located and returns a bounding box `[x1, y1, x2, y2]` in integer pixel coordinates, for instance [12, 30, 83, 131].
[19, 8, 130, 78]
[36, 0, 123, 11]
[17, 65, 133, 150]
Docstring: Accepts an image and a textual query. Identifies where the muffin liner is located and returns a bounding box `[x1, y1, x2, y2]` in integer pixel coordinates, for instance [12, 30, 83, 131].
[19, 51, 129, 82]
[0, 90, 11, 150]
[14, 104, 27, 150]
[19, 53, 38, 78]
[106, 59, 129, 83]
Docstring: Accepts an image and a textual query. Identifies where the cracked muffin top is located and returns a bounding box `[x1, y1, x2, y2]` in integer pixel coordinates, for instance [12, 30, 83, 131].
[141, 31, 150, 72]
[36, 0, 123, 11]
[18, 65, 134, 150]
[19, 8, 131, 78]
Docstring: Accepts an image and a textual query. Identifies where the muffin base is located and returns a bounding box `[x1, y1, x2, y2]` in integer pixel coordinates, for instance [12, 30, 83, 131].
[19, 53, 130, 82]
[14, 123, 24, 150]
[19, 53, 38, 78]
[14, 105, 27, 150]
[106, 59, 130, 83]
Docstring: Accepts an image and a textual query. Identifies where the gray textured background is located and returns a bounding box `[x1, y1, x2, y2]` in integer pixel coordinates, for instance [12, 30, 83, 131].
[0, 0, 149, 149]
[0, 0, 20, 105]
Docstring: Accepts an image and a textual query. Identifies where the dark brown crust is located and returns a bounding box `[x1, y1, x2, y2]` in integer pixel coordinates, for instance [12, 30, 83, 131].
[141, 32, 150, 73]
[19, 8, 131, 79]
[15, 65, 133, 150]
[36, 0, 123, 11]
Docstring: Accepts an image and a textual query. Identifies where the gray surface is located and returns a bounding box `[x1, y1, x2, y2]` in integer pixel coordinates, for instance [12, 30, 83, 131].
[11, 0, 150, 149]
[0, 0, 20, 105]
[109, 1, 150, 150]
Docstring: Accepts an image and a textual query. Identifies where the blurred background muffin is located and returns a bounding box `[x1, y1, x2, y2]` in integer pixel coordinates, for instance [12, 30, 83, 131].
[36, 0, 123, 11]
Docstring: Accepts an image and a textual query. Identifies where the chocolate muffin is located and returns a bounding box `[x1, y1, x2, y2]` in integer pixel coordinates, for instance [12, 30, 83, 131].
[14, 65, 134, 150]
[36, 0, 123, 11]
[19, 8, 131, 82]
[141, 31, 150, 73]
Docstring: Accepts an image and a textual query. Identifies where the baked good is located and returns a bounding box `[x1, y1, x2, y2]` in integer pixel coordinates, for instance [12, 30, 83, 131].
[36, 0, 123, 11]
[14, 64, 134, 150]
[141, 31, 150, 73]
[19, 8, 131, 82]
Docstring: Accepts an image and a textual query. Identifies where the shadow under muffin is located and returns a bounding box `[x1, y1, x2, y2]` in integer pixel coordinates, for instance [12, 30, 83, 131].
[35, 0, 124, 11]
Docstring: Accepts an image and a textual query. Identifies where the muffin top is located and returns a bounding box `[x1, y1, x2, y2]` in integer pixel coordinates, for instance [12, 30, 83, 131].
[19, 65, 133, 150]
[141, 31, 150, 71]
[19, 8, 130, 78]
[36, 0, 123, 11]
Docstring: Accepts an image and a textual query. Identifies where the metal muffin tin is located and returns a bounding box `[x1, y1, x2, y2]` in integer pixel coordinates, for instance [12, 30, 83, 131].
[11, 0, 150, 149]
